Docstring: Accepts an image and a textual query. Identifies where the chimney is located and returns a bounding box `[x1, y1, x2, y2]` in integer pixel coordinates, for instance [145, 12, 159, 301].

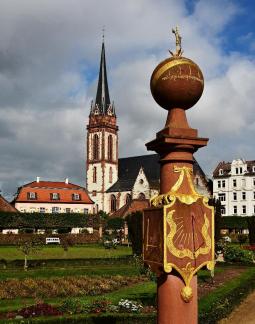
[36, 177, 40, 183]
[65, 178, 69, 184]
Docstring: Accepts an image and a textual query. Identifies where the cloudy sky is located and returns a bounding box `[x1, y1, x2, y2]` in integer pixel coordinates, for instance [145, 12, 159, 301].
[0, 0, 255, 199]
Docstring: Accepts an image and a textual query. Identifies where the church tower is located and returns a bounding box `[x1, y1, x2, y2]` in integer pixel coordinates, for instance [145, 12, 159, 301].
[86, 40, 118, 212]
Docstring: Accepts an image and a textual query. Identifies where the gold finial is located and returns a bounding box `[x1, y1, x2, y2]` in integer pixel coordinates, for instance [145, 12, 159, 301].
[169, 26, 183, 57]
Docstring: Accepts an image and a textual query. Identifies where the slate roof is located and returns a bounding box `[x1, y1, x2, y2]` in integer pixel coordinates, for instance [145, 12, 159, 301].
[107, 154, 160, 192]
[107, 153, 208, 193]
[213, 160, 255, 178]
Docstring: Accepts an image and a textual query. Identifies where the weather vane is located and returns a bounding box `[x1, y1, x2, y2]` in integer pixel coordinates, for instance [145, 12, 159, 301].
[102, 25, 105, 42]
[169, 26, 183, 57]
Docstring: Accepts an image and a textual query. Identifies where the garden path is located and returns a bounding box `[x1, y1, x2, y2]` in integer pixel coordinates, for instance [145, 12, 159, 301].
[219, 290, 255, 324]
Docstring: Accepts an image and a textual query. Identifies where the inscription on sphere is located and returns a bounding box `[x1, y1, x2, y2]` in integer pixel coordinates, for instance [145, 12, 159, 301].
[150, 57, 204, 110]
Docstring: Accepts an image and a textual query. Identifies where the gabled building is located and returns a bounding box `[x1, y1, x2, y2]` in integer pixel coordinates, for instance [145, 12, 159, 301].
[14, 178, 94, 214]
[86, 40, 212, 214]
[0, 195, 18, 212]
[213, 158, 255, 216]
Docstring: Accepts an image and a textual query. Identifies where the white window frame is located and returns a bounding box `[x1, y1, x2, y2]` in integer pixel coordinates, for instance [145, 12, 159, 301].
[52, 193, 59, 200]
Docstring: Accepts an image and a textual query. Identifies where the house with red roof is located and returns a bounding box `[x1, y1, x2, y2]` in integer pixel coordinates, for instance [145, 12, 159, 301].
[14, 177, 94, 214]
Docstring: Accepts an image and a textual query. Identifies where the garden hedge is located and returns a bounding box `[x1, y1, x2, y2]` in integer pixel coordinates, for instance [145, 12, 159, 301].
[0, 212, 101, 230]
[0, 256, 133, 269]
[0, 313, 155, 324]
[0, 233, 99, 245]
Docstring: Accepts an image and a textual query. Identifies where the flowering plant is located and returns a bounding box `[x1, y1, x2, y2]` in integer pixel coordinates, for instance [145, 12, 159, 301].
[118, 299, 143, 313]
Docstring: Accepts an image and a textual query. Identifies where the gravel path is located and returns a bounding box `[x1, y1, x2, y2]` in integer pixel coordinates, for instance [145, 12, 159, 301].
[218, 290, 255, 324]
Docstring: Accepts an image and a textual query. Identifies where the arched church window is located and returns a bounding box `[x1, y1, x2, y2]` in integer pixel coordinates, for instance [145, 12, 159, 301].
[110, 194, 117, 212]
[93, 134, 99, 160]
[138, 193, 146, 200]
[126, 193, 132, 204]
[109, 167, 113, 183]
[108, 135, 113, 161]
[93, 166, 97, 183]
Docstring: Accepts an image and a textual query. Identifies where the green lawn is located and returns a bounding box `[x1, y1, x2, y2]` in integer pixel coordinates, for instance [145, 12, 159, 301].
[0, 244, 132, 260]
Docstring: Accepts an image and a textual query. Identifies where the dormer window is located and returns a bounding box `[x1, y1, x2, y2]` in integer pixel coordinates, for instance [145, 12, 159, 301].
[51, 193, 60, 200]
[72, 193, 81, 201]
[27, 192, 37, 200]
[219, 169, 223, 175]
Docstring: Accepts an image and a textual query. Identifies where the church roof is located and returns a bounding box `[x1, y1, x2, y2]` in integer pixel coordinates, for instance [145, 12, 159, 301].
[110, 199, 150, 218]
[94, 41, 111, 114]
[107, 153, 210, 193]
[107, 154, 160, 192]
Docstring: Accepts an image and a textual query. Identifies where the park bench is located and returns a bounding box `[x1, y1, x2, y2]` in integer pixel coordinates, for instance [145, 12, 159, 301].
[45, 237, 60, 245]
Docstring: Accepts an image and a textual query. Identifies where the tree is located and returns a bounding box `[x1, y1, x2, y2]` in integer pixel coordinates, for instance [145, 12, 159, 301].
[126, 212, 143, 255]
[17, 239, 42, 271]
[247, 216, 255, 245]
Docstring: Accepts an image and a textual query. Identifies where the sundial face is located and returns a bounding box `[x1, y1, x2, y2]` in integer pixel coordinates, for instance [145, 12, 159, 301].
[164, 197, 213, 272]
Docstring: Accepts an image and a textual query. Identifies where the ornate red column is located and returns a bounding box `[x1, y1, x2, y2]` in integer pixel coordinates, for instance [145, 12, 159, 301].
[143, 28, 214, 324]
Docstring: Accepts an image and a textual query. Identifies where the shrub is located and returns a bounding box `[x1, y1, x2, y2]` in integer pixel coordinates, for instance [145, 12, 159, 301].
[223, 245, 254, 263]
[126, 212, 142, 255]
[237, 234, 248, 245]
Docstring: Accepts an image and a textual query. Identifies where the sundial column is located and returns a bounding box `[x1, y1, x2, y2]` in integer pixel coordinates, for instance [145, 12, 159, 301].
[143, 28, 214, 324]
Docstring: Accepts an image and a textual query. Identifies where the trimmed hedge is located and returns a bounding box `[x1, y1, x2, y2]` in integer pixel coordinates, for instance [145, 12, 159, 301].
[220, 216, 248, 230]
[0, 313, 155, 324]
[0, 212, 100, 230]
[0, 233, 100, 245]
[199, 266, 255, 324]
[0, 256, 134, 269]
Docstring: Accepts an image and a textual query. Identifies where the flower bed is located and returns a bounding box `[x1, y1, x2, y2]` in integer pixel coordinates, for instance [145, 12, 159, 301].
[0, 275, 148, 299]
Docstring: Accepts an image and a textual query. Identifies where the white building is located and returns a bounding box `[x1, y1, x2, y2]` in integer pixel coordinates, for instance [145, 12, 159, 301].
[14, 178, 94, 214]
[213, 158, 255, 216]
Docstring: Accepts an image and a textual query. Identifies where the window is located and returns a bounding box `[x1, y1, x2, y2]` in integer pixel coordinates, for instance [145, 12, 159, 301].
[93, 134, 99, 160]
[236, 168, 239, 175]
[219, 169, 223, 175]
[240, 167, 243, 174]
[233, 179, 237, 187]
[222, 180, 226, 188]
[40, 207, 45, 213]
[52, 207, 60, 213]
[233, 192, 237, 201]
[218, 193, 226, 202]
[242, 192, 246, 200]
[138, 193, 146, 200]
[221, 206, 226, 215]
[217, 181, 221, 188]
[242, 179, 246, 187]
[72, 193, 81, 201]
[84, 208, 88, 214]
[233, 206, 237, 215]
[92, 190, 97, 196]
[126, 194, 132, 204]
[254, 206, 255, 214]
[254, 192, 255, 200]
[110, 194, 117, 212]
[109, 167, 113, 183]
[27, 192, 37, 200]
[66, 208, 71, 213]
[93, 167, 97, 183]
[51, 193, 60, 200]
[108, 135, 113, 160]
[253, 166, 255, 173]
[253, 179, 255, 186]
[139, 179, 144, 184]
[242, 205, 246, 214]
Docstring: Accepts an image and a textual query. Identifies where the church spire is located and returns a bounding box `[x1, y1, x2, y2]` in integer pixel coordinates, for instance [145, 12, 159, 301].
[91, 39, 115, 116]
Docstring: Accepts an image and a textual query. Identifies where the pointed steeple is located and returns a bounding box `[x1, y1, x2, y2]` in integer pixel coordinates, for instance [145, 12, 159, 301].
[90, 40, 115, 116]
